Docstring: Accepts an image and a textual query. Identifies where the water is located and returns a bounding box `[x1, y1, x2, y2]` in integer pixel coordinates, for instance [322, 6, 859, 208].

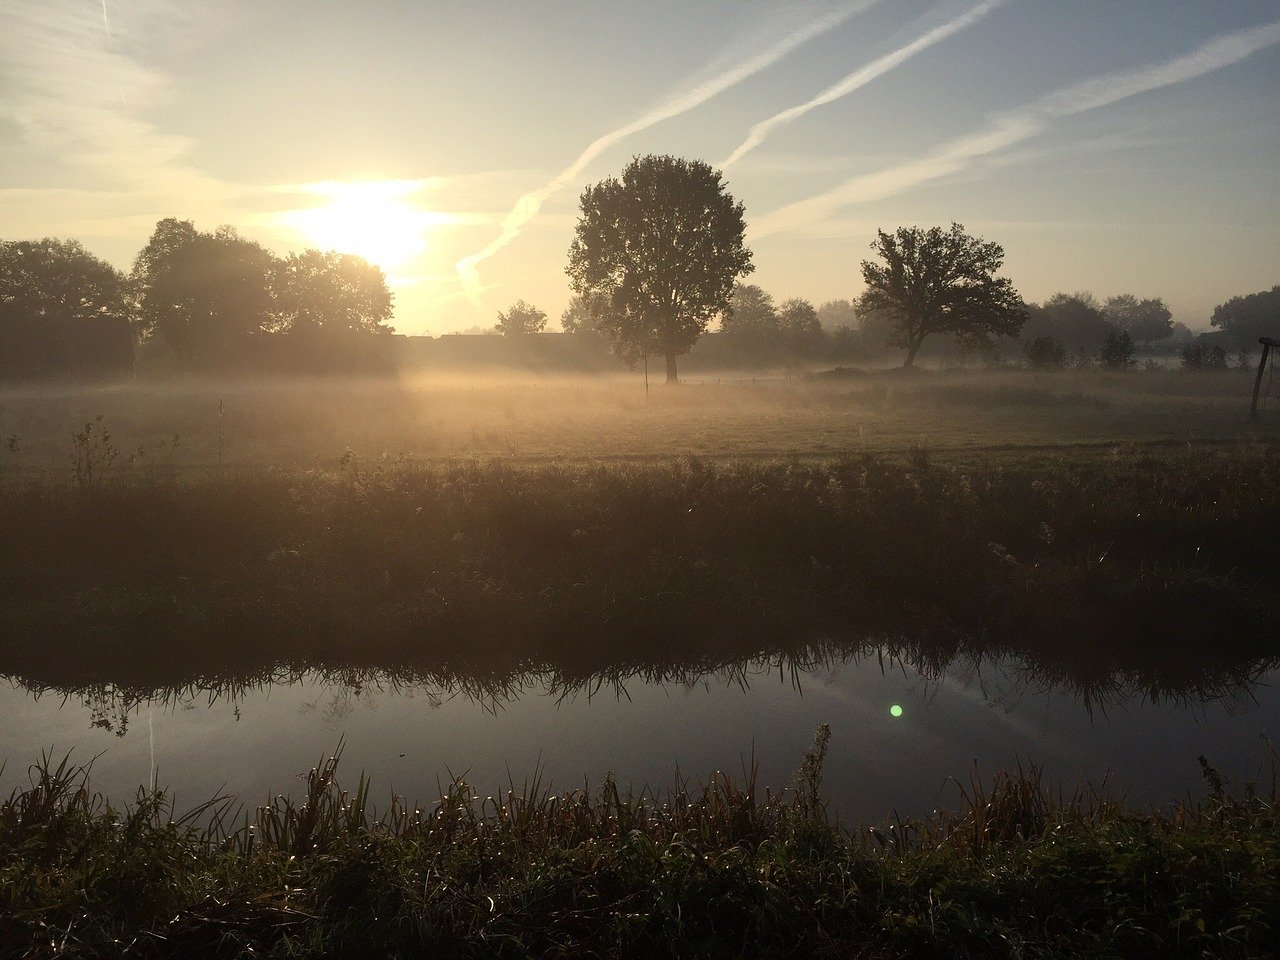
[2, 651, 1275, 822]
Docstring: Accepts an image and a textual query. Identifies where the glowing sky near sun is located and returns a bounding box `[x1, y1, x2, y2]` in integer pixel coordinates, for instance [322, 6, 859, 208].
[0, 0, 1277, 334]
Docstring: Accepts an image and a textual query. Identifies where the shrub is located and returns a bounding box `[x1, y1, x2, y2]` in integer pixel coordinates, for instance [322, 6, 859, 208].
[1099, 330, 1136, 369]
[1181, 341, 1228, 371]
[1023, 335, 1066, 369]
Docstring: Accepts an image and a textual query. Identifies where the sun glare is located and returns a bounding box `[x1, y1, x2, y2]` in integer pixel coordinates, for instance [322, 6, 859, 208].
[280, 180, 437, 273]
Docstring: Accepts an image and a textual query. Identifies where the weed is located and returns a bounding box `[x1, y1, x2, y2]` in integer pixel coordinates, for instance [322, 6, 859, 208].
[0, 739, 1275, 958]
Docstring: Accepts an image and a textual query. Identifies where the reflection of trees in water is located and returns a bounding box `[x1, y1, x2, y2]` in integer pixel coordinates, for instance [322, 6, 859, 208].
[7, 635, 1277, 740]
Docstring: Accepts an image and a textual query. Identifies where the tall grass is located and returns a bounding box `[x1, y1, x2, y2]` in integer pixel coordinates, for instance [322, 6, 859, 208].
[0, 445, 1276, 698]
[1, 733, 1276, 958]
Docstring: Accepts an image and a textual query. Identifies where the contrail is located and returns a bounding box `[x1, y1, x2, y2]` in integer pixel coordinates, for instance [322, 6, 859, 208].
[455, 1, 879, 304]
[723, 0, 1009, 168]
[101, 0, 111, 38]
[752, 19, 1280, 238]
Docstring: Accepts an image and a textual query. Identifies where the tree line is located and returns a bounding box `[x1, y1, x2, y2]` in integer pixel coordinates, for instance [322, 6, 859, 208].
[0, 219, 394, 379]
[490, 155, 1275, 379]
[5, 154, 1276, 381]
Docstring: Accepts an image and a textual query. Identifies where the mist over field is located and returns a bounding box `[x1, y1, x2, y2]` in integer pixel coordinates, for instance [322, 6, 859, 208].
[2, 0, 1279, 955]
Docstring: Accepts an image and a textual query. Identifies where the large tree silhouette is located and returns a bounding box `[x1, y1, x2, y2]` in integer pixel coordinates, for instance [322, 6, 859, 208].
[132, 219, 277, 368]
[1210, 285, 1280, 345]
[567, 155, 752, 382]
[274, 249, 393, 335]
[1023, 293, 1114, 354]
[1104, 294, 1172, 346]
[859, 223, 1025, 368]
[0, 239, 134, 378]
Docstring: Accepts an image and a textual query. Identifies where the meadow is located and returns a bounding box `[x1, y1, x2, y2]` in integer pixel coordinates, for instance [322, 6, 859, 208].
[2, 366, 1279, 957]
[2, 416, 1276, 694]
[0, 365, 1266, 472]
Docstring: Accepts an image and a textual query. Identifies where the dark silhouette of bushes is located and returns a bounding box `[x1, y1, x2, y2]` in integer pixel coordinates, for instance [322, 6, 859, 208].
[1, 447, 1275, 696]
[1023, 334, 1066, 369]
[1182, 340, 1229, 371]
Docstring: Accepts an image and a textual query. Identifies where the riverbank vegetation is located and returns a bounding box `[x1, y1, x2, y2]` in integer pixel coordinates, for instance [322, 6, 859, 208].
[0, 440, 1276, 695]
[1, 732, 1276, 958]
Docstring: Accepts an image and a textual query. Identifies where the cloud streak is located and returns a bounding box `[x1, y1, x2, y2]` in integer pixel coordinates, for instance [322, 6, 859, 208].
[454, 0, 880, 303]
[722, 0, 1010, 168]
[0, 0, 234, 202]
[753, 19, 1280, 238]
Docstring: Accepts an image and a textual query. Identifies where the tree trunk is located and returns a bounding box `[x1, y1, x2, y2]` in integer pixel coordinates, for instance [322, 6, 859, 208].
[665, 353, 679, 383]
[903, 340, 923, 368]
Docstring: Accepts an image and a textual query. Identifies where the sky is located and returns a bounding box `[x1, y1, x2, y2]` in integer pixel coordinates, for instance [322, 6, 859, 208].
[1, 0, 1277, 335]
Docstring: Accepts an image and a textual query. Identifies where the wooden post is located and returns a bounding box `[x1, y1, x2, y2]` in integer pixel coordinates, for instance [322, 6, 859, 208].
[1251, 337, 1278, 419]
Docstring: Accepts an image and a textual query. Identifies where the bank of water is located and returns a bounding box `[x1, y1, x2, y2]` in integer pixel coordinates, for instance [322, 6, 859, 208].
[2, 652, 1275, 815]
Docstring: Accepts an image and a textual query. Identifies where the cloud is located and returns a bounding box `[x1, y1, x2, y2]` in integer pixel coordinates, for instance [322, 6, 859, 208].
[0, 1, 223, 189]
[722, 0, 1010, 168]
[753, 19, 1280, 238]
[454, 0, 881, 304]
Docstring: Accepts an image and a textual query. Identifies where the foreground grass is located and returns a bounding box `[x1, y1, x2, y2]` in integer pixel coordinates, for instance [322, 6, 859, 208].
[1, 733, 1277, 959]
[0, 444, 1277, 696]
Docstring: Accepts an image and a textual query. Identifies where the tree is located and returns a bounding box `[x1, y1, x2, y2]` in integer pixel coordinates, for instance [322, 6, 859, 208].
[1209, 285, 1280, 346]
[495, 300, 548, 335]
[1104, 294, 1172, 345]
[859, 223, 1025, 368]
[0, 239, 134, 378]
[0, 239, 131, 326]
[1022, 293, 1115, 353]
[1099, 330, 1136, 369]
[721, 284, 781, 357]
[778, 298, 825, 358]
[1023, 335, 1066, 369]
[817, 298, 869, 359]
[817, 299, 859, 333]
[274, 250, 393, 334]
[560, 292, 610, 336]
[1181, 341, 1228, 371]
[132, 219, 278, 368]
[567, 155, 752, 382]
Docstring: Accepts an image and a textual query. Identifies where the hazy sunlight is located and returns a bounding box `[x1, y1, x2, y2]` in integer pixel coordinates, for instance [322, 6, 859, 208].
[279, 180, 436, 272]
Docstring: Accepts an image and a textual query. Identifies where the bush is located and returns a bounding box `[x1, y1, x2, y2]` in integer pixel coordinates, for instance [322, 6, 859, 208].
[1023, 335, 1066, 369]
[1099, 330, 1136, 369]
[1181, 341, 1228, 371]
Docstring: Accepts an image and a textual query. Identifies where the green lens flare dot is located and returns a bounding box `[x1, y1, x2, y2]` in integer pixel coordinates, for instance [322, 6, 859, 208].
[889, 704, 903, 718]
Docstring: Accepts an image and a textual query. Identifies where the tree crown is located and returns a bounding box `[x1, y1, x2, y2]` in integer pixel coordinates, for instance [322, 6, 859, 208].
[566, 154, 752, 363]
[859, 223, 1025, 363]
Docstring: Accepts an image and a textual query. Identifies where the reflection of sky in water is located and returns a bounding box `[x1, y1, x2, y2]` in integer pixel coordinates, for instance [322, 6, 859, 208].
[1, 657, 1275, 822]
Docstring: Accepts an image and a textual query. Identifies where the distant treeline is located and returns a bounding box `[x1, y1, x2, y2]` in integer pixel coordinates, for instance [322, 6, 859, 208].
[0, 219, 395, 381]
[2, 212, 1277, 380]
[548, 284, 1277, 371]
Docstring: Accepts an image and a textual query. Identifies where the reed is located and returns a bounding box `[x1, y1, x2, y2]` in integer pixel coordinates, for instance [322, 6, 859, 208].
[1, 732, 1276, 958]
[1, 446, 1277, 700]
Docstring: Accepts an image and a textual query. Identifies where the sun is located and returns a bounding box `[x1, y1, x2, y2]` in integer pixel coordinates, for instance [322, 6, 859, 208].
[280, 180, 436, 273]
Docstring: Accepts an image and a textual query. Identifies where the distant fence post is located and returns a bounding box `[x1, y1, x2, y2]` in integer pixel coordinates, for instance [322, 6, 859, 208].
[1251, 337, 1278, 419]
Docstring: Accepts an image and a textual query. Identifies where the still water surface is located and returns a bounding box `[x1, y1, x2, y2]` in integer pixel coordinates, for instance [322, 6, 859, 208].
[2, 653, 1275, 821]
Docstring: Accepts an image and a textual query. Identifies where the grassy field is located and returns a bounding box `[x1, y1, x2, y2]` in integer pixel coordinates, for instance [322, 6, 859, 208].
[3, 368, 1279, 957]
[0, 366, 1272, 472]
[1, 732, 1276, 959]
